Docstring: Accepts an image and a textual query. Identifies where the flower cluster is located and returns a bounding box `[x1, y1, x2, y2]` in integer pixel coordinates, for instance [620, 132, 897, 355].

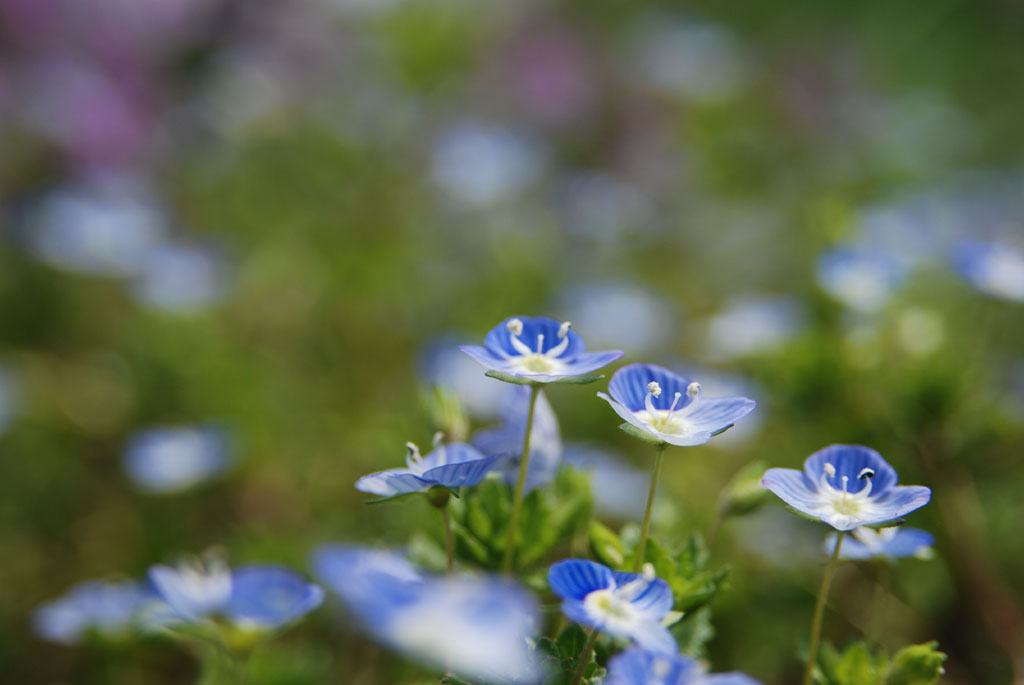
[34, 314, 939, 684]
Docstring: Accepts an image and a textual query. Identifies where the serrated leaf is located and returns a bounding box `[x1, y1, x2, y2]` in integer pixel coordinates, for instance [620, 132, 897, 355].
[886, 642, 947, 685]
[550, 372, 605, 385]
[556, 624, 589, 659]
[618, 422, 665, 445]
[484, 370, 535, 385]
[834, 641, 880, 685]
[672, 606, 715, 660]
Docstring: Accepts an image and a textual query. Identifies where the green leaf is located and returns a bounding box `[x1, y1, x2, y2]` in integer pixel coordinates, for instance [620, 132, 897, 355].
[484, 370, 535, 385]
[589, 521, 626, 568]
[886, 642, 947, 685]
[834, 642, 881, 685]
[618, 422, 665, 445]
[673, 606, 715, 659]
[556, 624, 588, 659]
[550, 372, 605, 385]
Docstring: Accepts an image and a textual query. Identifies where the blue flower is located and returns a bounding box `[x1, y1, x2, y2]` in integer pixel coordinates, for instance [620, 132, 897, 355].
[149, 555, 322, 632]
[460, 316, 623, 383]
[825, 526, 934, 561]
[122, 426, 232, 495]
[32, 579, 152, 645]
[473, 386, 562, 493]
[703, 295, 804, 361]
[606, 647, 762, 685]
[547, 559, 676, 654]
[762, 444, 931, 532]
[952, 240, 1024, 302]
[421, 335, 507, 419]
[129, 240, 228, 313]
[816, 247, 906, 312]
[355, 439, 498, 499]
[598, 364, 756, 447]
[313, 545, 543, 683]
[560, 282, 674, 355]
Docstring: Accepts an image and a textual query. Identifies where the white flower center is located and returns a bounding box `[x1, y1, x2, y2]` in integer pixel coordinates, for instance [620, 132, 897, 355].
[817, 462, 877, 520]
[506, 322, 573, 375]
[634, 382, 702, 435]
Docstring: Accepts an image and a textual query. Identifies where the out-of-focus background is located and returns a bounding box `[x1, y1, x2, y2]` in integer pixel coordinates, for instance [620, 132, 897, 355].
[2, 0, 1024, 682]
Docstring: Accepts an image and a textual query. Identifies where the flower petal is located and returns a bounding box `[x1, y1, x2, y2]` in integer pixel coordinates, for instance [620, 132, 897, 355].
[561, 350, 624, 376]
[803, 444, 897, 496]
[548, 559, 614, 601]
[459, 344, 509, 372]
[606, 648, 703, 685]
[861, 485, 932, 525]
[684, 397, 757, 435]
[225, 566, 323, 629]
[761, 467, 821, 516]
[610, 572, 673, 618]
[355, 469, 433, 497]
[485, 316, 586, 358]
[421, 456, 498, 489]
[701, 673, 765, 685]
[597, 392, 658, 436]
[608, 363, 696, 412]
[627, 618, 677, 654]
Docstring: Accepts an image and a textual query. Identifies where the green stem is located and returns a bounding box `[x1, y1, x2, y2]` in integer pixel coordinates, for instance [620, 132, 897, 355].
[441, 503, 455, 575]
[502, 384, 540, 573]
[633, 443, 666, 573]
[868, 561, 889, 647]
[570, 630, 599, 685]
[803, 532, 845, 685]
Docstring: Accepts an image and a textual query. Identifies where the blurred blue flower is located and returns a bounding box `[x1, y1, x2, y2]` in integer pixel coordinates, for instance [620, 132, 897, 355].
[355, 439, 497, 499]
[129, 240, 228, 312]
[817, 247, 906, 312]
[762, 444, 931, 532]
[825, 526, 934, 561]
[548, 559, 676, 654]
[149, 556, 322, 632]
[22, 174, 167, 277]
[473, 386, 562, 493]
[421, 336, 508, 419]
[606, 647, 762, 685]
[952, 240, 1024, 302]
[598, 363, 756, 447]
[703, 295, 804, 360]
[33, 579, 152, 645]
[559, 282, 673, 355]
[431, 122, 544, 208]
[563, 444, 649, 520]
[461, 316, 623, 383]
[554, 173, 654, 240]
[122, 426, 232, 495]
[313, 545, 543, 683]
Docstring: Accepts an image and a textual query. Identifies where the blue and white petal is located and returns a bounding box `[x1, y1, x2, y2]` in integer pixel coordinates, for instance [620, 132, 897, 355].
[355, 469, 434, 497]
[225, 566, 324, 630]
[462, 315, 622, 382]
[763, 444, 931, 531]
[122, 425, 232, 495]
[601, 364, 756, 447]
[610, 571, 674, 618]
[825, 527, 934, 561]
[32, 580, 150, 644]
[606, 648, 703, 685]
[952, 240, 1024, 302]
[548, 559, 614, 601]
[803, 445, 897, 497]
[149, 556, 232, 621]
[473, 386, 562, 492]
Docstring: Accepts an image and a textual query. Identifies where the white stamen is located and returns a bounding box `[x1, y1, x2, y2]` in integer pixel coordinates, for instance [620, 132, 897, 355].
[641, 563, 655, 580]
[506, 318, 523, 336]
[558, 321, 571, 338]
[433, 432, 445, 448]
[667, 391, 683, 414]
[686, 381, 701, 398]
[535, 334, 544, 354]
[647, 381, 662, 398]
[858, 467, 875, 480]
[406, 442, 422, 463]
[841, 475, 849, 493]
[824, 462, 836, 478]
